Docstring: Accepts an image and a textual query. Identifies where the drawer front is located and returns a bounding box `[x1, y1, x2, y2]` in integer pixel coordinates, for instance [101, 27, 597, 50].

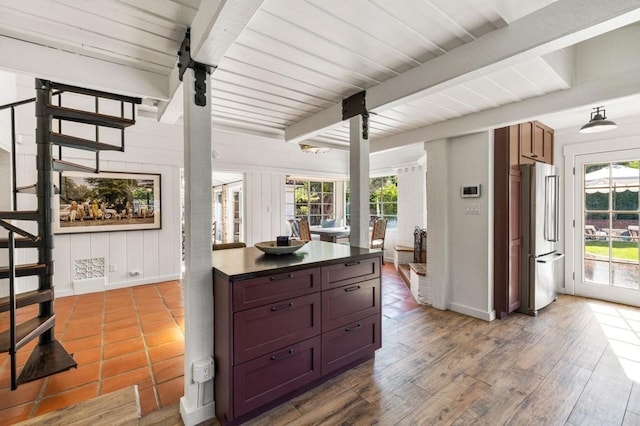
[234, 293, 321, 364]
[321, 314, 381, 376]
[233, 267, 320, 312]
[321, 257, 380, 290]
[234, 336, 321, 417]
[322, 278, 380, 331]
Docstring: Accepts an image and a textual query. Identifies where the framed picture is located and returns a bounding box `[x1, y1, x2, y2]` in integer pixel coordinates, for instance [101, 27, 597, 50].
[54, 171, 161, 234]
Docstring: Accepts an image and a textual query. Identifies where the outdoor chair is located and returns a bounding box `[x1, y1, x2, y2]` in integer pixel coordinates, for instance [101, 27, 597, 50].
[371, 218, 387, 263]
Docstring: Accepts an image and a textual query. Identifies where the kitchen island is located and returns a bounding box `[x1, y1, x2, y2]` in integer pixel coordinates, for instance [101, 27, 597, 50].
[213, 241, 382, 425]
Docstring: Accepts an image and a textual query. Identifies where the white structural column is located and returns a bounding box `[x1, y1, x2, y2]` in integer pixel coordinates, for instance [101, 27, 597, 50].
[180, 68, 214, 426]
[425, 140, 448, 310]
[349, 115, 370, 248]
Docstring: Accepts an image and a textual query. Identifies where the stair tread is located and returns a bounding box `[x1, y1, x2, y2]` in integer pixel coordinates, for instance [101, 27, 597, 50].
[15, 184, 60, 194]
[17, 340, 77, 386]
[0, 263, 47, 279]
[50, 132, 121, 152]
[0, 314, 55, 352]
[52, 159, 96, 173]
[0, 289, 53, 313]
[0, 237, 40, 248]
[46, 105, 135, 129]
[0, 210, 38, 220]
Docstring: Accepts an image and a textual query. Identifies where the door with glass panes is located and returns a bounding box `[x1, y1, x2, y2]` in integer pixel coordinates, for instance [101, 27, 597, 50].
[575, 152, 640, 305]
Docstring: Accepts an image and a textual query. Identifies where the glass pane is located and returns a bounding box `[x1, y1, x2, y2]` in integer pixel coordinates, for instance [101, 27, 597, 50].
[585, 163, 610, 188]
[611, 213, 638, 241]
[310, 203, 321, 214]
[309, 215, 321, 226]
[585, 237, 611, 261]
[585, 190, 609, 211]
[322, 182, 334, 193]
[323, 204, 333, 215]
[612, 263, 639, 289]
[612, 162, 639, 189]
[611, 239, 638, 263]
[585, 212, 608, 237]
[310, 182, 321, 193]
[613, 190, 639, 211]
[584, 259, 610, 285]
[322, 193, 333, 204]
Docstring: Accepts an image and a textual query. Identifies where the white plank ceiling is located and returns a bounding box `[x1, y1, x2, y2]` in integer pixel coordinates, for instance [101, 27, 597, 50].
[1, 0, 639, 149]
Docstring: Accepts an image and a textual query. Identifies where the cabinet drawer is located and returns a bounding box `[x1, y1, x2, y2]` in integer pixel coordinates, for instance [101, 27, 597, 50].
[322, 279, 380, 331]
[234, 293, 321, 364]
[233, 267, 320, 312]
[321, 257, 380, 290]
[234, 336, 321, 417]
[321, 314, 381, 375]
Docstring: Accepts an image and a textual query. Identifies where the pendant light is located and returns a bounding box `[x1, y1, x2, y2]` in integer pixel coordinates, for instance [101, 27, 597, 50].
[579, 106, 617, 133]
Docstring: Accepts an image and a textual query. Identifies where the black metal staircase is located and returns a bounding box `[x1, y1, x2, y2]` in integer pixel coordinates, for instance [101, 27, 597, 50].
[0, 79, 141, 389]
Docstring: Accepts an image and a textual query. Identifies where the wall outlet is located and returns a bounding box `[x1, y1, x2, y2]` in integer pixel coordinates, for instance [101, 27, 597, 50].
[193, 357, 214, 383]
[465, 205, 480, 215]
[129, 270, 141, 276]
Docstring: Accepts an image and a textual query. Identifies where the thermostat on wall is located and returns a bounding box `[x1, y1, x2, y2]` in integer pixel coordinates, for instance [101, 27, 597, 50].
[461, 184, 481, 198]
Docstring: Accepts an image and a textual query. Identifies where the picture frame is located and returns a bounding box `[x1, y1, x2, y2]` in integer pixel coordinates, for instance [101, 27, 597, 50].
[54, 171, 161, 234]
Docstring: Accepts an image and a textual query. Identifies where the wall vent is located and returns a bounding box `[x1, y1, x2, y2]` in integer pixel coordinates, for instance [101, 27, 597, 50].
[74, 257, 105, 280]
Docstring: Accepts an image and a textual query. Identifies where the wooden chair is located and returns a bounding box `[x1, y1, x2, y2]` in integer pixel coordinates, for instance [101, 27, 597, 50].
[370, 218, 387, 262]
[213, 242, 246, 250]
[298, 218, 312, 241]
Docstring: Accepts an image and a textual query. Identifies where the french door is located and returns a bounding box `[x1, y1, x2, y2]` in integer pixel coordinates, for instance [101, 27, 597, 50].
[574, 151, 640, 306]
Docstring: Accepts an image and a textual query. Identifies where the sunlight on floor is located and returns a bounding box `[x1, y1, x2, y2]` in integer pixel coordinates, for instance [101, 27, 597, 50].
[589, 302, 640, 381]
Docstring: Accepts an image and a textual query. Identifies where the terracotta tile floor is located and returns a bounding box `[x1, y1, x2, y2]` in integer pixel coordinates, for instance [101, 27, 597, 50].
[0, 263, 415, 424]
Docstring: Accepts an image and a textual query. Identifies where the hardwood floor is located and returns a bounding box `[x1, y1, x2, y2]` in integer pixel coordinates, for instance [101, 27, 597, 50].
[244, 295, 640, 425]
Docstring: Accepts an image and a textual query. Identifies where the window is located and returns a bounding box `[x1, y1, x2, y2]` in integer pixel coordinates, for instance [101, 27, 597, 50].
[345, 175, 398, 228]
[583, 161, 639, 289]
[285, 177, 335, 226]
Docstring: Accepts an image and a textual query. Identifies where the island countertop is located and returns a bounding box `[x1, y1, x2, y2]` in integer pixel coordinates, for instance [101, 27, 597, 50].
[212, 240, 381, 281]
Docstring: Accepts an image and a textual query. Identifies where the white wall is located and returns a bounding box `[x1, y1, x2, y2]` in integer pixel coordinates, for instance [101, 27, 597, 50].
[426, 132, 495, 321]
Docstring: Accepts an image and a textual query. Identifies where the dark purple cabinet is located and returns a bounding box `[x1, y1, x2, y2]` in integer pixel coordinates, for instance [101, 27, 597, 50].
[321, 257, 379, 290]
[322, 278, 380, 331]
[232, 268, 320, 311]
[234, 293, 321, 364]
[213, 249, 381, 424]
[321, 314, 381, 375]
[233, 336, 321, 415]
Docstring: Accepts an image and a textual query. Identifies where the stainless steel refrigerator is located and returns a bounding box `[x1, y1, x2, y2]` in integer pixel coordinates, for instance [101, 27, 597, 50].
[519, 163, 564, 316]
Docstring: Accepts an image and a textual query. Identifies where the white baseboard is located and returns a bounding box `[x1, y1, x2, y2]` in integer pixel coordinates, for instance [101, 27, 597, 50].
[448, 301, 495, 322]
[106, 274, 181, 291]
[180, 397, 215, 426]
[56, 273, 181, 298]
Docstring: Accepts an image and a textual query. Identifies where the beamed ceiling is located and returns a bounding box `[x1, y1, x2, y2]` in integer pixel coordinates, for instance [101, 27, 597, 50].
[1, 0, 640, 152]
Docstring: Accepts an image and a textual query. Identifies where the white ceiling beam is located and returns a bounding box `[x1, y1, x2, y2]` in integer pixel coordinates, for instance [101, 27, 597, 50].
[541, 48, 576, 89]
[157, 0, 264, 123]
[370, 66, 640, 153]
[0, 35, 168, 99]
[284, 0, 640, 144]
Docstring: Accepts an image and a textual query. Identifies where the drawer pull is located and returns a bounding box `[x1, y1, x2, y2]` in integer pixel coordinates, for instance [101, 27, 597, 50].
[269, 273, 292, 281]
[344, 261, 361, 267]
[345, 323, 362, 332]
[344, 285, 361, 292]
[270, 302, 294, 312]
[270, 348, 294, 361]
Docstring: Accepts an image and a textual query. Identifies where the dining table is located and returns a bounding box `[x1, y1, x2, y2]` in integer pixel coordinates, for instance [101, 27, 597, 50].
[309, 225, 350, 243]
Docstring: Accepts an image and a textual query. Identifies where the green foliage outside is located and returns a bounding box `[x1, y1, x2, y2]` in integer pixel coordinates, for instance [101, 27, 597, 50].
[585, 241, 639, 261]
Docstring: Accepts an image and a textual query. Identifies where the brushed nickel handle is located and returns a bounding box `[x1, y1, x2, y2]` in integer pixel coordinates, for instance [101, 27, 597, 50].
[344, 285, 360, 292]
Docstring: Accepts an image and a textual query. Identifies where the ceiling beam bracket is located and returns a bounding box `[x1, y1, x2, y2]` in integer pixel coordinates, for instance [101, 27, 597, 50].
[177, 29, 214, 107]
[342, 91, 369, 140]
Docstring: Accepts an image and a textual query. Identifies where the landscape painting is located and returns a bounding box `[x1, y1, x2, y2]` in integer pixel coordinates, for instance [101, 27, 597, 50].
[54, 171, 161, 234]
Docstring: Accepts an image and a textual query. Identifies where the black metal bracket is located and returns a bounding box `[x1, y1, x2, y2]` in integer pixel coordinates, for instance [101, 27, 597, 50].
[177, 28, 214, 107]
[342, 91, 369, 140]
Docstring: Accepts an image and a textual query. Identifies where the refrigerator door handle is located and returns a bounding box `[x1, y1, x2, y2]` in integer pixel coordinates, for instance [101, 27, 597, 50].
[544, 175, 560, 242]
